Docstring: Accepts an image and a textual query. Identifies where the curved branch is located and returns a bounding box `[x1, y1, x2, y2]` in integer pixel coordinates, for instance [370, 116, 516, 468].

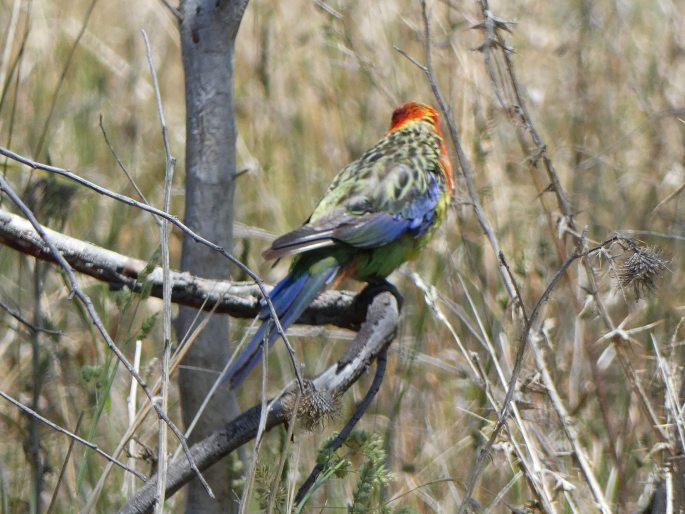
[0, 209, 362, 328]
[294, 345, 389, 506]
[117, 289, 400, 514]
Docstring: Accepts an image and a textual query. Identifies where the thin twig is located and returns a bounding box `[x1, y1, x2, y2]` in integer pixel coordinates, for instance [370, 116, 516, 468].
[457, 266, 554, 509]
[169, 300, 244, 464]
[651, 334, 685, 454]
[45, 412, 84, 514]
[266, 389, 300, 514]
[98, 114, 151, 205]
[239, 328, 273, 513]
[476, 0, 575, 222]
[0, 299, 61, 335]
[125, 341, 143, 497]
[0, 389, 145, 481]
[412, 270, 552, 510]
[620, 229, 685, 243]
[142, 29, 174, 514]
[457, 248, 580, 514]
[483, 471, 523, 514]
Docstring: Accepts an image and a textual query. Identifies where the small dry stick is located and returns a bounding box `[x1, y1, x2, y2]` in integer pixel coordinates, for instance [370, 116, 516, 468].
[0, 300, 61, 335]
[45, 413, 84, 514]
[126, 341, 143, 496]
[266, 389, 300, 514]
[239, 328, 273, 513]
[170, 302, 252, 464]
[413, 270, 552, 510]
[142, 28, 174, 514]
[0, 390, 145, 481]
[651, 334, 685, 454]
[98, 114, 150, 206]
[456, 248, 579, 514]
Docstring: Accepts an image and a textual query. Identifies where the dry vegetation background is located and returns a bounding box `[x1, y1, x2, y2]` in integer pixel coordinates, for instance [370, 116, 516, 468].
[1, 0, 685, 512]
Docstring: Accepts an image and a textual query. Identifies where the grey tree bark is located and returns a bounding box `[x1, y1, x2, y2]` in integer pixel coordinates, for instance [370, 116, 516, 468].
[175, 1, 249, 512]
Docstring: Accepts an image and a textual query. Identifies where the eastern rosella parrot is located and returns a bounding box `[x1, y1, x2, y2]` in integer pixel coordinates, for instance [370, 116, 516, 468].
[223, 101, 454, 389]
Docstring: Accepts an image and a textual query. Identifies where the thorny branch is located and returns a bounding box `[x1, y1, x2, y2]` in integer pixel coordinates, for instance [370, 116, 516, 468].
[458, 1, 676, 510]
[397, 1, 553, 510]
[398, 1, 673, 511]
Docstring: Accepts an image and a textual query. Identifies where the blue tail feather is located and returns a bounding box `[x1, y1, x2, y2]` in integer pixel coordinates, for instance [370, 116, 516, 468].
[259, 272, 308, 317]
[221, 264, 339, 389]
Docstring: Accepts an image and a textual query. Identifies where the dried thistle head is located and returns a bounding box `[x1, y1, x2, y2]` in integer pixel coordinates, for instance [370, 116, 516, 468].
[616, 242, 668, 298]
[281, 381, 340, 431]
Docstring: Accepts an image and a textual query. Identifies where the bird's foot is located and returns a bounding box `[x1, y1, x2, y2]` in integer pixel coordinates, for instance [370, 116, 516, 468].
[353, 279, 404, 314]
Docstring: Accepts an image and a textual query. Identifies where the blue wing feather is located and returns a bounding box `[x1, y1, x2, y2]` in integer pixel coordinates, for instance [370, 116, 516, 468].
[334, 173, 441, 246]
[264, 174, 442, 258]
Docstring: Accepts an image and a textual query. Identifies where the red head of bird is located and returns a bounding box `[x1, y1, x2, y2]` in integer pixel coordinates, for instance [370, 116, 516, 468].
[388, 101, 454, 192]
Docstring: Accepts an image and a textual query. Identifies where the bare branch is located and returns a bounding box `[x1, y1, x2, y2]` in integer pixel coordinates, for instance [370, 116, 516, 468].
[398, 2, 555, 510]
[0, 208, 361, 327]
[294, 345, 389, 506]
[117, 289, 400, 514]
[0, 145, 295, 368]
[531, 332, 612, 513]
[45, 413, 83, 514]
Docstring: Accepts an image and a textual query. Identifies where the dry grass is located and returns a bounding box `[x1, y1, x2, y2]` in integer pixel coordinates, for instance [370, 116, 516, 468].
[1, 0, 684, 512]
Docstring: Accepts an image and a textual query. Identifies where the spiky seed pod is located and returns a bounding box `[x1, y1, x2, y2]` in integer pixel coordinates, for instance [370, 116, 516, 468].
[281, 381, 340, 431]
[617, 244, 668, 298]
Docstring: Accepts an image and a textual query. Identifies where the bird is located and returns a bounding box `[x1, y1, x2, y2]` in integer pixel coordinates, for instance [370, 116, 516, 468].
[223, 101, 454, 389]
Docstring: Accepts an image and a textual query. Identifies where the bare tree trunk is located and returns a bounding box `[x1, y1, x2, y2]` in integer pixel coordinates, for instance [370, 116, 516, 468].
[176, 1, 249, 512]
